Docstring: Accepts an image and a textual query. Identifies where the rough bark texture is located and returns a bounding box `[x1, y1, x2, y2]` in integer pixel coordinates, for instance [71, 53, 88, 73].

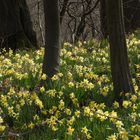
[0, 0, 22, 36]
[123, 0, 140, 32]
[100, 0, 107, 38]
[42, 0, 60, 78]
[106, 0, 135, 102]
[101, 0, 140, 37]
[0, 0, 37, 50]
[20, 0, 37, 46]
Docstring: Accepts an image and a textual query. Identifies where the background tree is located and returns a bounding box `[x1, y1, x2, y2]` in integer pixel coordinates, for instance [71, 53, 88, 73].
[106, 0, 135, 103]
[60, 0, 101, 42]
[123, 0, 140, 32]
[1, 0, 139, 48]
[0, 0, 37, 51]
[100, 0, 107, 38]
[42, 0, 60, 78]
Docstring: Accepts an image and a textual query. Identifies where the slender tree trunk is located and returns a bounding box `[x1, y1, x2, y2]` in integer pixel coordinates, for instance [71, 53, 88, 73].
[106, 0, 135, 102]
[42, 0, 60, 78]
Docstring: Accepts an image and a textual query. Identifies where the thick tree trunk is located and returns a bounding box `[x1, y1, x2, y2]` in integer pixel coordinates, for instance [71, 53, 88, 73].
[106, 0, 135, 102]
[42, 0, 60, 78]
[100, 0, 107, 38]
[0, 0, 37, 51]
[19, 0, 37, 46]
[0, 0, 22, 37]
[101, 0, 140, 38]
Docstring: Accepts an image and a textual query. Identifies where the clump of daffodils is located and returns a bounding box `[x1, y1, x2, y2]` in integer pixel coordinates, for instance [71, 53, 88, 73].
[0, 116, 6, 133]
[0, 31, 140, 139]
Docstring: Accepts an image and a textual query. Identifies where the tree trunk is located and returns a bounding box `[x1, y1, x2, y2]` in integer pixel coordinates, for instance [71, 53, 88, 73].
[100, 0, 107, 38]
[106, 0, 135, 102]
[101, 0, 140, 38]
[0, 0, 37, 51]
[42, 0, 60, 78]
[19, 0, 37, 46]
[123, 0, 140, 33]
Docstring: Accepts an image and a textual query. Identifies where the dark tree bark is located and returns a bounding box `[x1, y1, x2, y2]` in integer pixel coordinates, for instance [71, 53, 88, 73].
[0, 0, 22, 37]
[0, 0, 37, 51]
[100, 0, 107, 38]
[101, 0, 140, 38]
[106, 0, 135, 103]
[19, 0, 37, 46]
[123, 0, 140, 33]
[42, 0, 60, 78]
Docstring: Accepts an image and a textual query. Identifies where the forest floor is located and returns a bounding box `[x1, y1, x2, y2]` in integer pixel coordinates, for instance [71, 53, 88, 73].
[0, 31, 140, 140]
